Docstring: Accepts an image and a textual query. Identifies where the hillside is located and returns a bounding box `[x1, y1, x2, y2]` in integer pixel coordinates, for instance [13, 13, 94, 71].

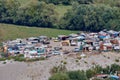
[0, 23, 78, 42]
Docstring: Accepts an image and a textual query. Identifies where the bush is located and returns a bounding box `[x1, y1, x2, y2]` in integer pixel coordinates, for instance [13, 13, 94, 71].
[76, 59, 79, 62]
[50, 64, 67, 74]
[84, 61, 88, 64]
[67, 70, 88, 80]
[63, 61, 67, 65]
[49, 73, 70, 80]
[115, 59, 119, 62]
[3, 61, 6, 64]
[26, 57, 46, 62]
[0, 58, 6, 61]
[14, 57, 26, 62]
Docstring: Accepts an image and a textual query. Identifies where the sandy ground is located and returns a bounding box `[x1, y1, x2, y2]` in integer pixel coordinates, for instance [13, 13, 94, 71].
[0, 52, 120, 80]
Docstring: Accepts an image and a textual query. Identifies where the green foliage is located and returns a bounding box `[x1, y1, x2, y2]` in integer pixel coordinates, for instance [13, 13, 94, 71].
[0, 23, 78, 42]
[0, 58, 6, 61]
[50, 64, 67, 74]
[49, 64, 120, 80]
[61, 4, 120, 31]
[110, 64, 120, 73]
[3, 61, 6, 64]
[115, 59, 119, 62]
[0, 0, 120, 33]
[39, 0, 93, 5]
[67, 70, 88, 80]
[0, 0, 58, 28]
[49, 73, 70, 80]
[94, 0, 120, 7]
[26, 57, 46, 62]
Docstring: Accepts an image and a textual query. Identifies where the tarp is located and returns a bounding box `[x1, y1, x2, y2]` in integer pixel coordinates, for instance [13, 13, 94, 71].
[110, 75, 119, 79]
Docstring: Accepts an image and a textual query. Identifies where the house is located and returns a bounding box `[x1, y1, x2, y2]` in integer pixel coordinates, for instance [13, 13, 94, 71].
[58, 35, 68, 40]
[61, 40, 70, 46]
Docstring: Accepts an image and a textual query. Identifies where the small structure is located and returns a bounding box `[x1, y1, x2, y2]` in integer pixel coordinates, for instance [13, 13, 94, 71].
[61, 40, 70, 46]
[58, 35, 68, 40]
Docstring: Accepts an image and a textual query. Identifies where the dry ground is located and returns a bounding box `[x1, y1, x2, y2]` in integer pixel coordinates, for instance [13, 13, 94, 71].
[0, 52, 120, 80]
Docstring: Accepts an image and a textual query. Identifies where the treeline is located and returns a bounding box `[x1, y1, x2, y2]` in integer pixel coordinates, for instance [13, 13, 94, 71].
[0, 0, 58, 28]
[39, 0, 93, 5]
[49, 64, 120, 80]
[60, 4, 120, 31]
[0, 0, 120, 31]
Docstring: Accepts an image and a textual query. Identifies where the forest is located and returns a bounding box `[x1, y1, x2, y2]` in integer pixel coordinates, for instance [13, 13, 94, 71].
[0, 0, 120, 32]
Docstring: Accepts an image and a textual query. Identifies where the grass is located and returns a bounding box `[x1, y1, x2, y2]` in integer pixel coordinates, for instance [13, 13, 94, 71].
[0, 23, 78, 42]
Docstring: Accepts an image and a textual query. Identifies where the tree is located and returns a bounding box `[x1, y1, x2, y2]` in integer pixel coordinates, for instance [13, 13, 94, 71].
[60, 4, 120, 32]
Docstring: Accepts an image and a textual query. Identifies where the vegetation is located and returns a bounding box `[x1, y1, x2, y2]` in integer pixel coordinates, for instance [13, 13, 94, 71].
[50, 64, 67, 74]
[0, 0, 120, 32]
[0, 0, 58, 28]
[39, 0, 93, 5]
[115, 59, 119, 62]
[49, 73, 70, 80]
[0, 53, 46, 62]
[60, 4, 120, 31]
[0, 23, 78, 42]
[49, 64, 120, 80]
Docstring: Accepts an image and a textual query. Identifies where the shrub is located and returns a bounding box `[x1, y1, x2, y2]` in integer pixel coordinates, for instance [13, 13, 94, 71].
[3, 61, 6, 64]
[14, 57, 26, 62]
[115, 59, 119, 62]
[84, 61, 88, 64]
[0, 58, 6, 61]
[50, 66, 59, 74]
[76, 59, 79, 63]
[107, 57, 110, 59]
[67, 70, 88, 80]
[63, 61, 67, 65]
[77, 56, 81, 60]
[49, 73, 70, 80]
[50, 64, 67, 74]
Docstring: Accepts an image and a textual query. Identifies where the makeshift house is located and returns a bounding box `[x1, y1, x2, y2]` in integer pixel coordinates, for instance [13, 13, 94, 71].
[3, 45, 8, 53]
[103, 41, 112, 51]
[61, 40, 70, 46]
[98, 31, 107, 40]
[69, 33, 78, 38]
[27, 37, 39, 44]
[83, 44, 90, 52]
[78, 41, 85, 50]
[58, 35, 68, 40]
[68, 37, 78, 46]
[95, 74, 108, 79]
[7, 45, 19, 54]
[107, 30, 119, 38]
[110, 75, 119, 80]
[84, 39, 93, 46]
[113, 44, 120, 51]
[36, 47, 46, 55]
[110, 39, 119, 44]
[76, 36, 85, 41]
[38, 36, 48, 42]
